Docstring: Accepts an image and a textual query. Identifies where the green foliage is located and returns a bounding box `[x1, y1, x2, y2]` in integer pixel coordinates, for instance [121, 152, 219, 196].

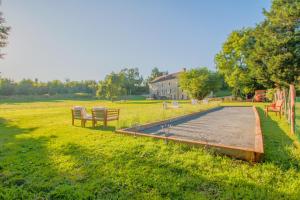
[0, 77, 98, 96]
[179, 67, 221, 100]
[97, 72, 127, 100]
[266, 88, 276, 102]
[216, 0, 300, 95]
[148, 67, 168, 82]
[215, 29, 263, 98]
[97, 68, 148, 100]
[0, 100, 300, 199]
[0, 78, 15, 95]
[16, 79, 35, 95]
[121, 68, 145, 95]
[0, 12, 10, 58]
[249, 0, 300, 87]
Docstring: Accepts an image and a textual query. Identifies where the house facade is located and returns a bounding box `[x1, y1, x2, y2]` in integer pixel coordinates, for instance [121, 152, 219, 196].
[149, 71, 188, 100]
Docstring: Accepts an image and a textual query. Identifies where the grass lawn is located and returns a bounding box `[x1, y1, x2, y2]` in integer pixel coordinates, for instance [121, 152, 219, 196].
[0, 99, 300, 199]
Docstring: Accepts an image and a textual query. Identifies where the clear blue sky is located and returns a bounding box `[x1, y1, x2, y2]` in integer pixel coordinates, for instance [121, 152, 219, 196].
[0, 0, 271, 81]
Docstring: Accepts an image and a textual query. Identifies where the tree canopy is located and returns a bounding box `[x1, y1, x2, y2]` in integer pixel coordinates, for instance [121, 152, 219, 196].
[0, 12, 10, 58]
[147, 67, 168, 82]
[0, 77, 98, 96]
[179, 67, 221, 100]
[215, 0, 300, 97]
[96, 68, 148, 100]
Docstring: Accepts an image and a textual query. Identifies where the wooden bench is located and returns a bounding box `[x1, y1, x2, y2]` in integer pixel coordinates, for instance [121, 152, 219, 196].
[71, 106, 93, 127]
[92, 107, 120, 127]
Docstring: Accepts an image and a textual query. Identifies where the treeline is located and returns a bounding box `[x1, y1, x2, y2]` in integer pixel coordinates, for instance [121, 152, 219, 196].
[215, 0, 300, 98]
[0, 78, 98, 96]
[0, 67, 165, 98]
[97, 68, 148, 99]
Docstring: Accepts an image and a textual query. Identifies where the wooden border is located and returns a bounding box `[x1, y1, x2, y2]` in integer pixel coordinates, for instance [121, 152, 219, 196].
[252, 106, 264, 161]
[116, 106, 264, 162]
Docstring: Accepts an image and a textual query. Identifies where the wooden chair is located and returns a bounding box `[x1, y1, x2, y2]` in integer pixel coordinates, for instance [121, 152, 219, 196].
[71, 106, 93, 127]
[92, 107, 120, 128]
[264, 100, 284, 118]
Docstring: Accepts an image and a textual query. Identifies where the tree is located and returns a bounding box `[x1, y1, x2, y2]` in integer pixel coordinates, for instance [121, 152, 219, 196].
[148, 67, 168, 82]
[0, 78, 15, 95]
[216, 0, 300, 95]
[97, 68, 149, 99]
[179, 67, 221, 100]
[0, 12, 10, 58]
[120, 68, 143, 95]
[16, 79, 35, 95]
[249, 0, 300, 87]
[215, 29, 263, 98]
[48, 80, 65, 95]
[97, 72, 126, 100]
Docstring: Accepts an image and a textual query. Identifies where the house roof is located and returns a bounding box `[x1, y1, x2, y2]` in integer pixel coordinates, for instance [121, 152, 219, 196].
[149, 72, 181, 83]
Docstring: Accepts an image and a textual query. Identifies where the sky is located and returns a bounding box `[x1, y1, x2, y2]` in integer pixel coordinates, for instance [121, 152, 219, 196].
[0, 0, 271, 81]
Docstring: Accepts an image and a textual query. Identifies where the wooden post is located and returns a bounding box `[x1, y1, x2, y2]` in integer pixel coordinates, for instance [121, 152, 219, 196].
[290, 84, 296, 134]
[71, 110, 74, 125]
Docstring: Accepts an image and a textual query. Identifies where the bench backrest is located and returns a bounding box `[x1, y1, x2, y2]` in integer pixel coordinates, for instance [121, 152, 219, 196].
[92, 108, 106, 119]
[107, 109, 119, 119]
[72, 107, 84, 119]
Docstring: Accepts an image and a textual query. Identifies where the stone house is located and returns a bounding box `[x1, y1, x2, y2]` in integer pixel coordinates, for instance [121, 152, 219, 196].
[149, 70, 188, 100]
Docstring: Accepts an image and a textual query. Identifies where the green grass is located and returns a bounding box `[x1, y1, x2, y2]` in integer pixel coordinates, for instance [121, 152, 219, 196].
[0, 99, 300, 199]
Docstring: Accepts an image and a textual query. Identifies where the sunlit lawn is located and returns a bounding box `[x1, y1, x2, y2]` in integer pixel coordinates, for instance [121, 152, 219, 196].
[0, 99, 300, 199]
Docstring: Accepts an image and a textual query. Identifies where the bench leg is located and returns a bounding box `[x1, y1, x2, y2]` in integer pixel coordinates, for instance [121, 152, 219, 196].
[81, 120, 87, 127]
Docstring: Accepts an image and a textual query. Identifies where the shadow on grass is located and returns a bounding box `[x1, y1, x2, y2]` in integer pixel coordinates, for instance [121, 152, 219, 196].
[0, 117, 61, 198]
[257, 108, 300, 171]
[1, 112, 299, 199]
[0, 118, 38, 135]
[86, 125, 116, 132]
[56, 141, 298, 199]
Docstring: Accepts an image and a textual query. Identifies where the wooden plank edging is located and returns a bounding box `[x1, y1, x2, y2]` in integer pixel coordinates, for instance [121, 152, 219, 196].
[252, 106, 264, 161]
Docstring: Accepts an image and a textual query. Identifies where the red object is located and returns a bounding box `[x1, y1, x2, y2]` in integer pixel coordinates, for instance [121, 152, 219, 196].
[264, 100, 284, 118]
[253, 90, 266, 102]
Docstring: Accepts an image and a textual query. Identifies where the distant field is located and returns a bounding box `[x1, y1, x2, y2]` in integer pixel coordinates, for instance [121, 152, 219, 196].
[0, 99, 300, 199]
